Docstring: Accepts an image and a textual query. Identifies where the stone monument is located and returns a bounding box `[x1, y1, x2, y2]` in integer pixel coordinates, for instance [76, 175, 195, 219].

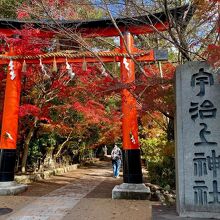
[175, 61, 220, 218]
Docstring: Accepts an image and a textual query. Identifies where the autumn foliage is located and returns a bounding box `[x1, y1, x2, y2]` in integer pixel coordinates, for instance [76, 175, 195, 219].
[0, 0, 219, 173]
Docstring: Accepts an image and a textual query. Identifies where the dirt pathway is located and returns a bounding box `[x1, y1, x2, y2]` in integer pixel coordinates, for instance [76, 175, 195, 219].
[0, 161, 107, 219]
[0, 161, 151, 220]
[0, 161, 210, 220]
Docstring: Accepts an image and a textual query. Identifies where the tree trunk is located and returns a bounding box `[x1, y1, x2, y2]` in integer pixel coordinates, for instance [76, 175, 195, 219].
[21, 121, 36, 173]
[167, 118, 174, 141]
[54, 132, 72, 159]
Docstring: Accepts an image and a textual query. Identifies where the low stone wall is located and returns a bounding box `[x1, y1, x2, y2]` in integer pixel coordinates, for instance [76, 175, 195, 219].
[15, 164, 79, 184]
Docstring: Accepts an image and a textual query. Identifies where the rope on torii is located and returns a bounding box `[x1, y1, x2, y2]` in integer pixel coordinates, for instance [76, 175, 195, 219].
[0, 49, 153, 80]
[0, 50, 151, 60]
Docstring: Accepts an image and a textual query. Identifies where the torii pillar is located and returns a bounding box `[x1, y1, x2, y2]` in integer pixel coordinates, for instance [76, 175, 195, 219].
[112, 32, 150, 199]
[0, 47, 27, 194]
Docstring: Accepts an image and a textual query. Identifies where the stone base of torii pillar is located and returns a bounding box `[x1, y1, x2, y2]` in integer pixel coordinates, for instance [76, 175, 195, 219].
[112, 149, 151, 200]
[0, 181, 27, 195]
[112, 183, 151, 200]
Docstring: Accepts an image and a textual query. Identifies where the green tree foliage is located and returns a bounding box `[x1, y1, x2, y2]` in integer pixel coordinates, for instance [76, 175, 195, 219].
[0, 0, 23, 19]
[140, 115, 175, 188]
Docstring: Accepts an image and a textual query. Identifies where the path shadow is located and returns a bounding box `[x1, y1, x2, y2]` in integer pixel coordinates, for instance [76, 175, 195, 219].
[152, 204, 179, 220]
[152, 204, 211, 220]
[85, 178, 123, 199]
[0, 208, 13, 216]
[84, 173, 112, 177]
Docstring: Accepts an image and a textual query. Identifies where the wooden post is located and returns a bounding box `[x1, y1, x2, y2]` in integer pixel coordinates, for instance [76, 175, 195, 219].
[120, 32, 142, 183]
[0, 49, 22, 181]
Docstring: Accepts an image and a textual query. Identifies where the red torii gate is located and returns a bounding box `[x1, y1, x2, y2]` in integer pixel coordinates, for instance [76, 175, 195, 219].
[0, 5, 191, 191]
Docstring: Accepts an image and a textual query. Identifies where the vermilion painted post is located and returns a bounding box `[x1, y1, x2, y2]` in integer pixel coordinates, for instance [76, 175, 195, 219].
[0, 49, 22, 181]
[120, 32, 142, 183]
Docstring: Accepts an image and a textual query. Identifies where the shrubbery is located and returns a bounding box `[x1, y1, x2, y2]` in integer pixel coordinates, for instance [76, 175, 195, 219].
[147, 156, 175, 188]
[140, 134, 175, 189]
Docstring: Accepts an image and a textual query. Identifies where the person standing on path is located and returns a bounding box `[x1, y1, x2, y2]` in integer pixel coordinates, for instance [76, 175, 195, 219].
[111, 145, 122, 178]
